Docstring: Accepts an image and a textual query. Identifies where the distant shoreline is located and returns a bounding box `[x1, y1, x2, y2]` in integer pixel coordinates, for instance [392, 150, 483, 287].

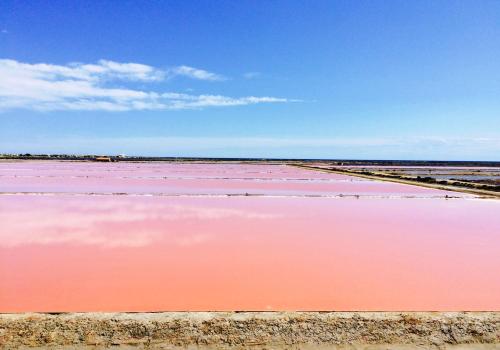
[1, 154, 500, 167]
[294, 164, 500, 198]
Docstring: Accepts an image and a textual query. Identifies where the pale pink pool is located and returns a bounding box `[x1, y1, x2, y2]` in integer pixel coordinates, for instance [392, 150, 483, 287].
[0, 161, 499, 311]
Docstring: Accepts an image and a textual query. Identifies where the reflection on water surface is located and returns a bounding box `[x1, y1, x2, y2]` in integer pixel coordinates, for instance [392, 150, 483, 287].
[0, 162, 498, 311]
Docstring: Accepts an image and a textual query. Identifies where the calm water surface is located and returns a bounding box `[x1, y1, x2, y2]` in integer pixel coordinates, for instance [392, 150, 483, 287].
[0, 161, 499, 311]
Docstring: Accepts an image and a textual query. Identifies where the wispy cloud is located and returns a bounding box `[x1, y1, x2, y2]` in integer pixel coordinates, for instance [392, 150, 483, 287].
[169, 65, 225, 81]
[0, 59, 290, 112]
[243, 72, 261, 79]
[161, 93, 287, 109]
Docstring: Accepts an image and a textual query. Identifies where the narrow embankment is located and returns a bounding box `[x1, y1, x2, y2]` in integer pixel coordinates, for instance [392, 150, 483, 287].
[291, 164, 500, 199]
[1, 312, 499, 349]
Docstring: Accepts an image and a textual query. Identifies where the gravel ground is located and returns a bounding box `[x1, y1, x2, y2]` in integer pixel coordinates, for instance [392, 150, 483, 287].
[0, 312, 499, 349]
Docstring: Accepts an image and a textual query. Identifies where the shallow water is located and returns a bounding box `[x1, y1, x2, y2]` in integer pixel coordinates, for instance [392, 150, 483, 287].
[0, 161, 465, 197]
[0, 161, 499, 311]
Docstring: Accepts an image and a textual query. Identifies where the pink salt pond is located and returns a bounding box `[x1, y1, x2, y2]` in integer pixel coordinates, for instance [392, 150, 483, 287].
[0, 161, 464, 197]
[0, 161, 499, 312]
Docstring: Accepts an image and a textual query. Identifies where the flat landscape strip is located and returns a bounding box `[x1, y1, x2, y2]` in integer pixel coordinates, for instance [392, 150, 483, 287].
[292, 164, 500, 198]
[0, 312, 499, 349]
[0, 191, 463, 199]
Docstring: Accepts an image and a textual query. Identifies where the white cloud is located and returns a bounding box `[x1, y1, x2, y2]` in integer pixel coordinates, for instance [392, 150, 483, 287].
[170, 65, 225, 81]
[0, 59, 289, 112]
[160, 93, 287, 109]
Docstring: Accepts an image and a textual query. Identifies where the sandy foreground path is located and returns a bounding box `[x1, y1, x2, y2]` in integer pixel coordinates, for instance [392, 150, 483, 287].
[1, 312, 499, 349]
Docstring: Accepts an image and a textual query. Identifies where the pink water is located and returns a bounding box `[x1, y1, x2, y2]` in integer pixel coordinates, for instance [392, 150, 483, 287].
[0, 161, 499, 311]
[0, 161, 464, 197]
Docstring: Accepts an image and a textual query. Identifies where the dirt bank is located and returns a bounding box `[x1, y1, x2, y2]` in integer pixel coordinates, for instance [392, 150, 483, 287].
[291, 164, 500, 198]
[1, 312, 499, 349]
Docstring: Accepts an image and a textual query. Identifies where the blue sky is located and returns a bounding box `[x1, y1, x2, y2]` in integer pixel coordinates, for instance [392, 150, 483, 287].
[1, 0, 499, 160]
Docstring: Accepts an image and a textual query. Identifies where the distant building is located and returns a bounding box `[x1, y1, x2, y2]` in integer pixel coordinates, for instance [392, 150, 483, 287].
[94, 156, 111, 162]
